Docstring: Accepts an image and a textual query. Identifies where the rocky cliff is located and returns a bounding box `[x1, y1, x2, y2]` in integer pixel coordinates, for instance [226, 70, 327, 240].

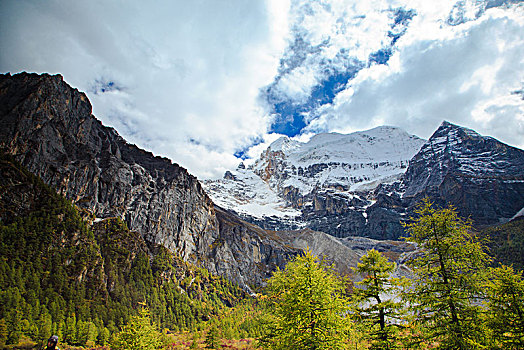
[403, 121, 524, 225]
[0, 72, 302, 289]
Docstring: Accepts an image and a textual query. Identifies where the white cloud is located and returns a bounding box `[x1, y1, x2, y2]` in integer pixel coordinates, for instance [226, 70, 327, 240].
[306, 6, 524, 149]
[1, 0, 523, 180]
[0, 0, 289, 179]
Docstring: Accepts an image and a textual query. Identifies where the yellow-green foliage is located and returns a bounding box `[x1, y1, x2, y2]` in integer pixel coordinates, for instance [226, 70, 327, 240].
[259, 249, 354, 350]
[403, 199, 492, 349]
[352, 249, 410, 349]
[484, 265, 524, 349]
[111, 308, 163, 350]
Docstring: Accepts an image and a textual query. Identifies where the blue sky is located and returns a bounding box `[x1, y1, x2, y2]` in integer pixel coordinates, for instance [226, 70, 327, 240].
[1, 0, 523, 178]
[263, 6, 417, 140]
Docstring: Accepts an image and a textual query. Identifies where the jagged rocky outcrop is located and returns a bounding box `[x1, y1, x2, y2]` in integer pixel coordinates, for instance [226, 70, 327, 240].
[0, 72, 299, 289]
[403, 121, 524, 225]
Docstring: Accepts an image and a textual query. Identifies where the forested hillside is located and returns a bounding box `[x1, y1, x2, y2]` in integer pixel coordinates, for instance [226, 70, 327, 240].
[480, 217, 524, 271]
[0, 151, 244, 347]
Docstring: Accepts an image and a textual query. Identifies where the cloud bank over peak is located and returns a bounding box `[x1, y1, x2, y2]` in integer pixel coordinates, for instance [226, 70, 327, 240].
[1, 0, 523, 178]
[262, 0, 523, 152]
[1, 0, 290, 178]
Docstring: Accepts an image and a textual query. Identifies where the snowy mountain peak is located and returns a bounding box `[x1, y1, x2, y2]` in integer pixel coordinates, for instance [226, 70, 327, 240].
[435, 120, 483, 140]
[203, 122, 524, 238]
[267, 136, 302, 154]
[250, 126, 425, 195]
[404, 121, 524, 207]
[204, 126, 425, 221]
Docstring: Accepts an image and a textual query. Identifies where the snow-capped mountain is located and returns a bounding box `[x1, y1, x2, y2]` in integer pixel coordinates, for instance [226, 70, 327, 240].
[204, 122, 524, 240]
[403, 121, 524, 225]
[203, 126, 425, 232]
[252, 126, 425, 195]
[202, 163, 302, 221]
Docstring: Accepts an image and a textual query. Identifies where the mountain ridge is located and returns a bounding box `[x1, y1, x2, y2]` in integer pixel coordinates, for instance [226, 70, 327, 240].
[1, 72, 409, 290]
[204, 120, 524, 239]
[403, 120, 524, 225]
[2, 72, 523, 289]
[0, 72, 299, 289]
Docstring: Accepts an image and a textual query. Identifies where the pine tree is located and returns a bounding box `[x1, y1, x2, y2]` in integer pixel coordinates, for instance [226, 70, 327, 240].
[97, 327, 110, 346]
[205, 325, 220, 349]
[485, 265, 524, 348]
[402, 199, 490, 349]
[37, 312, 53, 344]
[259, 249, 353, 350]
[351, 249, 409, 349]
[64, 313, 77, 345]
[0, 318, 7, 346]
[190, 331, 200, 349]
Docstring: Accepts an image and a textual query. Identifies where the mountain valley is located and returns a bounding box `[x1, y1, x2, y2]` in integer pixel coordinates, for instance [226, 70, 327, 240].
[2, 72, 523, 289]
[1, 71, 524, 349]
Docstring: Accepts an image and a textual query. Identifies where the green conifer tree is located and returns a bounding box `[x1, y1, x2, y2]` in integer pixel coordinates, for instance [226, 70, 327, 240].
[37, 312, 53, 344]
[352, 249, 409, 349]
[205, 325, 220, 349]
[485, 265, 524, 348]
[64, 313, 77, 345]
[97, 327, 110, 346]
[0, 318, 7, 346]
[403, 199, 490, 349]
[111, 308, 162, 350]
[259, 249, 353, 350]
[189, 331, 199, 349]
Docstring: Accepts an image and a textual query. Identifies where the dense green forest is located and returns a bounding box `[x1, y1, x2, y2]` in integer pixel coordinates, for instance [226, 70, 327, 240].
[1, 152, 523, 349]
[0, 152, 244, 348]
[480, 216, 524, 271]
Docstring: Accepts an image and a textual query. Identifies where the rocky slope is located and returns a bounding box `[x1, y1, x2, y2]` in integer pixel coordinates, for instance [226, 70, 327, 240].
[0, 151, 251, 337]
[0, 72, 302, 289]
[403, 121, 524, 225]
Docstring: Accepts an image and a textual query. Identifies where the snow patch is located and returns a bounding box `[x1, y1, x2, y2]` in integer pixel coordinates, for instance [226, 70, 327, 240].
[511, 207, 524, 220]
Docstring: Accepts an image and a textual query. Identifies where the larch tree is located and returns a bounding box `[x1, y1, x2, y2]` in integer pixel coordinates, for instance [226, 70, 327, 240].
[205, 325, 220, 349]
[351, 249, 409, 349]
[259, 249, 354, 350]
[111, 308, 162, 350]
[484, 265, 524, 349]
[402, 199, 491, 349]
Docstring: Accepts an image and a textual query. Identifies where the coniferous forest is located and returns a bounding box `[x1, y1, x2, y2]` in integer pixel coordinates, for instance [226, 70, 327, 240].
[1, 153, 524, 350]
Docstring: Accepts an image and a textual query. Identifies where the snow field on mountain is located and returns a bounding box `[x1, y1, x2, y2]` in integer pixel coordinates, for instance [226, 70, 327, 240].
[202, 168, 302, 219]
[205, 126, 425, 219]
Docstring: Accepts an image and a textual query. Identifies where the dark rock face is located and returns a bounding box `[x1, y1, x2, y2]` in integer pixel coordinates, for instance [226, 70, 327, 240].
[212, 207, 300, 290]
[403, 121, 524, 225]
[301, 122, 524, 237]
[0, 72, 297, 288]
[0, 72, 213, 260]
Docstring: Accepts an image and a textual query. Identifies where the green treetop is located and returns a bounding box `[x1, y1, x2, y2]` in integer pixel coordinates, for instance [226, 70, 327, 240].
[259, 249, 353, 350]
[111, 308, 162, 350]
[352, 249, 409, 349]
[403, 199, 491, 349]
[484, 265, 524, 349]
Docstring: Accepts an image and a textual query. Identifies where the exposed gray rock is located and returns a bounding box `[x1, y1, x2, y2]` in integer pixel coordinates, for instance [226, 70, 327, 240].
[208, 121, 524, 240]
[0, 72, 299, 288]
